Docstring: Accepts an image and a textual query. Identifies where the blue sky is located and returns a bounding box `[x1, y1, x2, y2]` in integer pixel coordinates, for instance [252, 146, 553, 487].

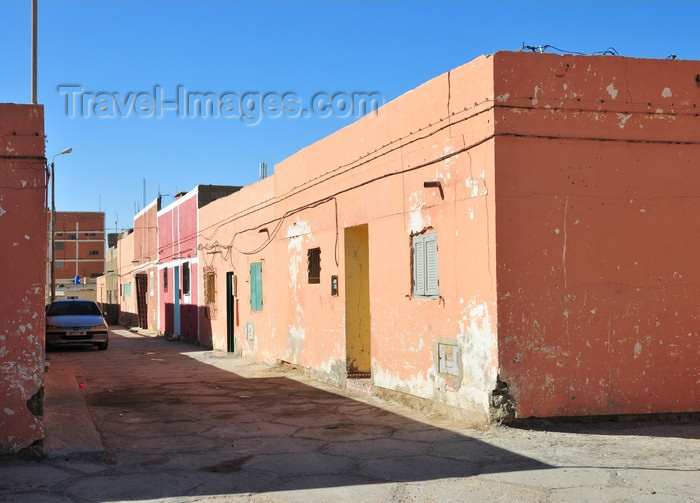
[2, 1, 699, 233]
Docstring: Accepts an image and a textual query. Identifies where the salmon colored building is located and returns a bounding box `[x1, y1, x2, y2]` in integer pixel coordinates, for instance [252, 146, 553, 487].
[116, 229, 137, 327]
[0, 104, 47, 455]
[131, 198, 161, 331]
[196, 51, 699, 425]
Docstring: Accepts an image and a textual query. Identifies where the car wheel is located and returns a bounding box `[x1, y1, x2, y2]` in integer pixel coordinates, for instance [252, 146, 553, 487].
[97, 341, 108, 351]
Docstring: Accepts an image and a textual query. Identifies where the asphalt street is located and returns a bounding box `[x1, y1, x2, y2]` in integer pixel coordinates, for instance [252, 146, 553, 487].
[1, 328, 698, 502]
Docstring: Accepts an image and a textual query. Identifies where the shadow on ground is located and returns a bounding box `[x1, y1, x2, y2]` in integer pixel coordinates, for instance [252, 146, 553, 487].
[41, 332, 553, 501]
[509, 415, 700, 440]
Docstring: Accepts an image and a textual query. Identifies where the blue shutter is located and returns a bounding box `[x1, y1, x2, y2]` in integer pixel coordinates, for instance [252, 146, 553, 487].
[250, 262, 262, 311]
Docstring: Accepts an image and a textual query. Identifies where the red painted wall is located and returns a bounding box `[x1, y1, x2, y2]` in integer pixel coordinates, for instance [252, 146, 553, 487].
[0, 104, 46, 454]
[158, 190, 199, 341]
[493, 52, 700, 417]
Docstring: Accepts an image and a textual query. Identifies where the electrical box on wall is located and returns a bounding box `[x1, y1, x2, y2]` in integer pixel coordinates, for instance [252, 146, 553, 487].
[331, 275, 338, 296]
[437, 342, 460, 377]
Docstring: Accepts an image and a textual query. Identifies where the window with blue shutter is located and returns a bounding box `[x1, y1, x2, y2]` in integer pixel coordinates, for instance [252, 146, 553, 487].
[250, 262, 263, 311]
[412, 233, 439, 298]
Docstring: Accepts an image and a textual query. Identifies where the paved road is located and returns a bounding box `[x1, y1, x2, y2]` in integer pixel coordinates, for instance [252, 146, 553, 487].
[1, 328, 698, 502]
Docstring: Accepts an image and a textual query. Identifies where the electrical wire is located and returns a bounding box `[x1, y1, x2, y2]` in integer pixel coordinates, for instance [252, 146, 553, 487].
[520, 43, 619, 56]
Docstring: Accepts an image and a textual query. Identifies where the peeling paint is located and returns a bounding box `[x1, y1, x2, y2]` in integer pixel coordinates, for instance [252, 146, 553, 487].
[465, 171, 487, 199]
[374, 366, 432, 397]
[286, 325, 305, 363]
[0, 205, 6, 217]
[496, 93, 510, 102]
[661, 87, 672, 98]
[285, 218, 311, 239]
[407, 191, 430, 234]
[617, 113, 633, 129]
[287, 219, 310, 290]
[457, 300, 497, 392]
[633, 342, 643, 358]
[606, 82, 619, 99]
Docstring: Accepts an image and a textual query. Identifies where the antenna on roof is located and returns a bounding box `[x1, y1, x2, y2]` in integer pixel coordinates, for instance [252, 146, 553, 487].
[259, 162, 268, 179]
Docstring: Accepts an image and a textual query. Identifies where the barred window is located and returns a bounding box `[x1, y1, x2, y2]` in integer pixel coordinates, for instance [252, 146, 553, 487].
[308, 247, 321, 284]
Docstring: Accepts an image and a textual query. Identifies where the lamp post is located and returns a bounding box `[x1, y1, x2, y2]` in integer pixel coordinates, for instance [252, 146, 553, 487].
[50, 147, 72, 303]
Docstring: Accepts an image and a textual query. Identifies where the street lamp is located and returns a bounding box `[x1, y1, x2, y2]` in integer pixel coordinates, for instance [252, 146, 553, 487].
[50, 147, 72, 303]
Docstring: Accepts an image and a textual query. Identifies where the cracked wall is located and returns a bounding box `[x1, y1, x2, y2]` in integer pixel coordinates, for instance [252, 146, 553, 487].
[494, 52, 700, 417]
[0, 104, 46, 454]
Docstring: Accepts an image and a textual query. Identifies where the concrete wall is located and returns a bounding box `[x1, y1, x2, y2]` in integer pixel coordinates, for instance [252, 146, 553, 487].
[0, 104, 46, 455]
[493, 52, 700, 417]
[196, 51, 699, 423]
[198, 55, 500, 425]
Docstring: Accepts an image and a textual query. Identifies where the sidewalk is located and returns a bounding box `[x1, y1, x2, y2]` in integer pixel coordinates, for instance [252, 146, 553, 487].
[6, 330, 699, 502]
[43, 369, 104, 459]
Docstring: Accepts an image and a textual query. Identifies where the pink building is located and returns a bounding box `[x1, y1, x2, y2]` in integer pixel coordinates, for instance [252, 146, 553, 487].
[158, 186, 239, 343]
[0, 104, 47, 455]
[196, 52, 699, 425]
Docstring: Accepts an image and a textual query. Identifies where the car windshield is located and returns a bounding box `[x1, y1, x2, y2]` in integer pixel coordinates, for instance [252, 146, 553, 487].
[47, 301, 102, 316]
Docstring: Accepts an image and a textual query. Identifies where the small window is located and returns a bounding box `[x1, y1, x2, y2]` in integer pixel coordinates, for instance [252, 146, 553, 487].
[56, 261, 65, 269]
[163, 268, 168, 291]
[204, 270, 216, 319]
[205, 271, 216, 304]
[412, 233, 439, 298]
[183, 262, 191, 295]
[55, 241, 64, 251]
[69, 234, 77, 240]
[250, 262, 263, 311]
[308, 247, 321, 284]
[89, 250, 100, 256]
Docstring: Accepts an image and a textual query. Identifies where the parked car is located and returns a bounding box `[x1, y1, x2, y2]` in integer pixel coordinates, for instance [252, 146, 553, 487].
[45, 299, 109, 350]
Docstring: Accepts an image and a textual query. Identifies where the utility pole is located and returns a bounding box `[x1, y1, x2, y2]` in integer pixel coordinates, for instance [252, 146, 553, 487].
[31, 0, 37, 103]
